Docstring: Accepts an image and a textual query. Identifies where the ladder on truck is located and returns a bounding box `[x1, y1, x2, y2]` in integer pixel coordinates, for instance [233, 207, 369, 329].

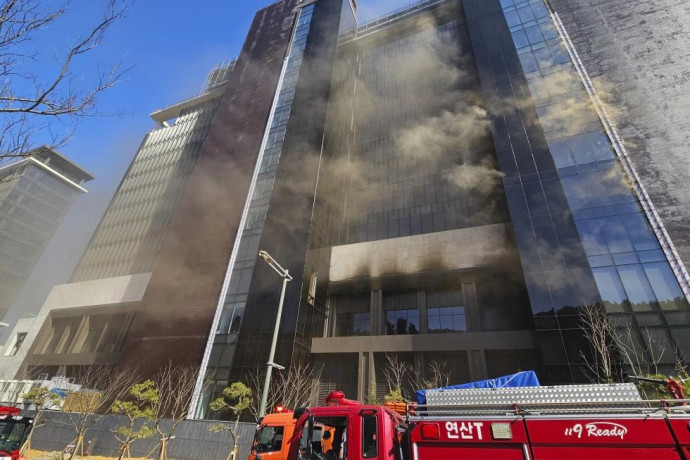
[408, 383, 690, 418]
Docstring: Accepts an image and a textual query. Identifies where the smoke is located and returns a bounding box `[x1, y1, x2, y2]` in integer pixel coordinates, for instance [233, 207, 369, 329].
[316, 17, 507, 252]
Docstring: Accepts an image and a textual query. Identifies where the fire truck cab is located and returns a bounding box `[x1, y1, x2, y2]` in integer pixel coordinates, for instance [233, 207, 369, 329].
[269, 385, 690, 460]
[0, 406, 33, 460]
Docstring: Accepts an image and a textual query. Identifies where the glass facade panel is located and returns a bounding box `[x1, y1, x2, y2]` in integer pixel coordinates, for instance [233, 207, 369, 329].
[336, 312, 370, 336]
[385, 310, 419, 335]
[427, 306, 466, 333]
[617, 265, 656, 312]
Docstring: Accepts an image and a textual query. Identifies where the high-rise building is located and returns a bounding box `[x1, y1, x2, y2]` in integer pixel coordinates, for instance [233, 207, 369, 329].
[0, 147, 93, 320]
[4, 0, 690, 420]
[0, 65, 231, 375]
[192, 0, 690, 413]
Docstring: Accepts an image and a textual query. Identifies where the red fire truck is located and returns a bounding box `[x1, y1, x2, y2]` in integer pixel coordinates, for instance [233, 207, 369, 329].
[251, 384, 690, 460]
[0, 406, 33, 460]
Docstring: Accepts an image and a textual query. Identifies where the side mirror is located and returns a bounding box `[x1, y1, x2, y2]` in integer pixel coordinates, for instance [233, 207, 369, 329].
[294, 406, 308, 419]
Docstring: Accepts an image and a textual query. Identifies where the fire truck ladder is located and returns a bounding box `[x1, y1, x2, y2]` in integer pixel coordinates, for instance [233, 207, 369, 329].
[409, 383, 690, 418]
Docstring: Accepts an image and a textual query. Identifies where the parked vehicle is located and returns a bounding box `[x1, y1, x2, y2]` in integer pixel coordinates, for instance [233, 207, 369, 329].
[250, 384, 690, 460]
[0, 406, 33, 460]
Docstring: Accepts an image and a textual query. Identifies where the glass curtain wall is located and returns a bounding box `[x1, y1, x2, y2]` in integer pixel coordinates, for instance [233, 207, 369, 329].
[497, 0, 690, 369]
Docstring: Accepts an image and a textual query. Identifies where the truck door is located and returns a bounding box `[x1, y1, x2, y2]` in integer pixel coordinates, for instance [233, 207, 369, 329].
[253, 423, 287, 460]
[292, 414, 350, 459]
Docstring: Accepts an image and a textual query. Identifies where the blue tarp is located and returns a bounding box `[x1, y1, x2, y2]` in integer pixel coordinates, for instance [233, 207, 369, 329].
[416, 370, 540, 404]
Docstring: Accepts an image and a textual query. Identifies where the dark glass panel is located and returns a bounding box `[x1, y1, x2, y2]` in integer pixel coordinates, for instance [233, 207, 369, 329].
[585, 131, 614, 161]
[523, 181, 549, 216]
[427, 307, 466, 333]
[643, 262, 687, 311]
[575, 219, 607, 255]
[617, 264, 656, 312]
[569, 134, 595, 165]
[385, 309, 419, 335]
[511, 29, 530, 48]
[620, 212, 661, 251]
[592, 266, 627, 313]
[525, 271, 554, 314]
[548, 139, 575, 168]
[601, 216, 634, 254]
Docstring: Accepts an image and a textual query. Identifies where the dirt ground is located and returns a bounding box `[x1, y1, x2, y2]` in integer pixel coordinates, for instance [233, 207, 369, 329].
[26, 450, 148, 460]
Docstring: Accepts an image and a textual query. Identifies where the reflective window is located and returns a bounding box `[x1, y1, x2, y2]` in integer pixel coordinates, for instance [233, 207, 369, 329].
[427, 306, 466, 333]
[361, 415, 378, 458]
[592, 266, 627, 313]
[337, 312, 370, 336]
[386, 310, 419, 335]
[255, 425, 284, 453]
[617, 265, 656, 312]
[644, 262, 687, 310]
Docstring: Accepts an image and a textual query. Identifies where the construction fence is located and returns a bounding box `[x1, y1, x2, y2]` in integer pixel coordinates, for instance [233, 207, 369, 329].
[26, 411, 256, 460]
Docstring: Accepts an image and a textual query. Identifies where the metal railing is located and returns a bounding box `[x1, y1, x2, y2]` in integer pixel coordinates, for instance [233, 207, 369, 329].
[339, 0, 449, 42]
[409, 399, 690, 418]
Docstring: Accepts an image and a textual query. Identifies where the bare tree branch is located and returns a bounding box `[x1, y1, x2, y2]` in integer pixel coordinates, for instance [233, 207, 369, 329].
[245, 362, 323, 420]
[0, 0, 132, 161]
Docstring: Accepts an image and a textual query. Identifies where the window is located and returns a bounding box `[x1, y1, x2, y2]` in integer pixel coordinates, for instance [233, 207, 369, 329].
[255, 425, 284, 453]
[5, 333, 26, 356]
[385, 310, 419, 335]
[336, 312, 370, 336]
[428, 307, 466, 332]
[308, 271, 317, 306]
[361, 415, 378, 458]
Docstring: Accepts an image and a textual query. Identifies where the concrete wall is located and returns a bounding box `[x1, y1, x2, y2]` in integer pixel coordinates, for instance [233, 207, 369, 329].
[29, 411, 255, 460]
[329, 224, 513, 282]
[0, 273, 150, 377]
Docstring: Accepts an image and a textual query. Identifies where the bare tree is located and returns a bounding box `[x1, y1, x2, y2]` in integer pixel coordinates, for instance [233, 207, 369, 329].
[246, 362, 323, 419]
[614, 324, 667, 378]
[422, 360, 450, 389]
[0, 0, 132, 163]
[382, 354, 413, 402]
[60, 365, 139, 459]
[578, 304, 670, 391]
[146, 364, 201, 460]
[579, 303, 617, 383]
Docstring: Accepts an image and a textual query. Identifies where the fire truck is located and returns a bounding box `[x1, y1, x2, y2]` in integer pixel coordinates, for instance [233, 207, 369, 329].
[249, 383, 690, 460]
[0, 406, 33, 460]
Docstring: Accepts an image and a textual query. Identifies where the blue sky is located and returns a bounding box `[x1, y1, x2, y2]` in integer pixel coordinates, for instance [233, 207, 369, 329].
[1, 0, 411, 336]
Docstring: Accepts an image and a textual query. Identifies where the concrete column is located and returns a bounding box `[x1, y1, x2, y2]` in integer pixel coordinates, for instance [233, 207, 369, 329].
[414, 352, 424, 389]
[462, 282, 481, 332]
[467, 349, 488, 381]
[367, 351, 376, 401]
[418, 289, 428, 334]
[357, 351, 366, 400]
[330, 300, 338, 337]
[371, 290, 383, 335]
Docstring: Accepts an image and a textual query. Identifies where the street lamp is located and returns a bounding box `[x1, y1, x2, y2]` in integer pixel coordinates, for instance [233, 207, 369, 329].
[0, 322, 8, 328]
[258, 250, 293, 418]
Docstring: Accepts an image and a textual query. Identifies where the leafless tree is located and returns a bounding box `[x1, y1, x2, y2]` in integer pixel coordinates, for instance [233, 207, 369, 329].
[0, 0, 132, 163]
[382, 353, 413, 394]
[246, 362, 323, 419]
[60, 365, 139, 459]
[579, 304, 669, 385]
[614, 324, 667, 378]
[422, 360, 450, 389]
[579, 303, 617, 383]
[146, 363, 201, 460]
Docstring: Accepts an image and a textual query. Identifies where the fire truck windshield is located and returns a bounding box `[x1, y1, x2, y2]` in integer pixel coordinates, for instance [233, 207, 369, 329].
[255, 425, 285, 453]
[0, 419, 30, 453]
